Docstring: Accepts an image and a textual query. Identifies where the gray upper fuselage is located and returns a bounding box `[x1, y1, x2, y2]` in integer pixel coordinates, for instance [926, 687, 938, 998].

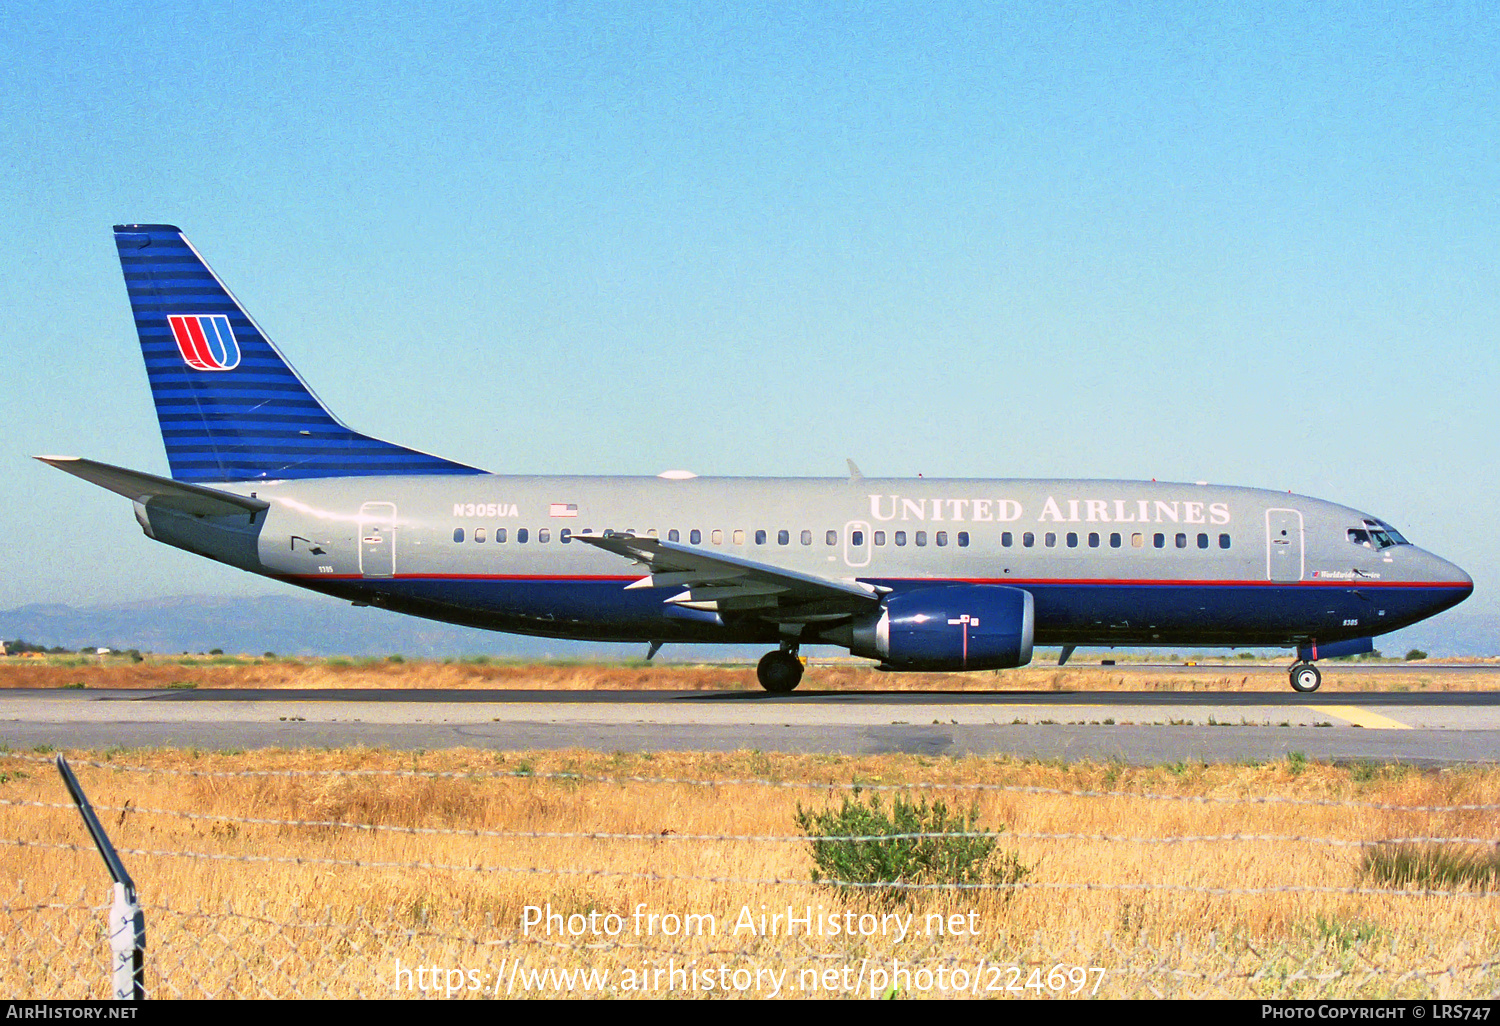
[235, 474, 1456, 584]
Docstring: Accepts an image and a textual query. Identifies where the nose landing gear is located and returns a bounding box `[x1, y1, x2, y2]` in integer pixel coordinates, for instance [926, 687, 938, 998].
[757, 643, 804, 693]
[1289, 661, 1322, 693]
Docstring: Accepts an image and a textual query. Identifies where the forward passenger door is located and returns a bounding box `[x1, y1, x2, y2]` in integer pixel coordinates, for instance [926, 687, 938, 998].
[1265, 508, 1303, 582]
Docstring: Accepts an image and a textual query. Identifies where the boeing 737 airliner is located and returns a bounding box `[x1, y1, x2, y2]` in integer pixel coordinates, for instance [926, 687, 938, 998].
[39, 225, 1473, 692]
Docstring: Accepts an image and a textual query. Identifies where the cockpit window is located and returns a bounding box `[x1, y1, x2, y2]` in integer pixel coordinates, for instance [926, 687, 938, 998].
[1347, 528, 1372, 548]
[1358, 519, 1409, 550]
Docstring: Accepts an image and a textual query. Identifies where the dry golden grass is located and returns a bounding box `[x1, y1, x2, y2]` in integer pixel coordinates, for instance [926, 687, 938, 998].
[3, 747, 1499, 999]
[3, 657, 1498, 692]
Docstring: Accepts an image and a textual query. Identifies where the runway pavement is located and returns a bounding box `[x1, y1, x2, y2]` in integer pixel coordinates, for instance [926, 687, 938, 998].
[3, 685, 1497, 766]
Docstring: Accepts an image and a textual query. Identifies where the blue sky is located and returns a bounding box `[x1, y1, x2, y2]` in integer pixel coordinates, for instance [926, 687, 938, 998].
[2, 2, 1496, 640]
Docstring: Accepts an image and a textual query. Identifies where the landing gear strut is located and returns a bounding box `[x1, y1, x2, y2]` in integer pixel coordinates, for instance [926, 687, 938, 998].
[1288, 661, 1322, 693]
[757, 643, 804, 693]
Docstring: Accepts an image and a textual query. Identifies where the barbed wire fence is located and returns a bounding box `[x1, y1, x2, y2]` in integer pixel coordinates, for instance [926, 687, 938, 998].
[2, 750, 1498, 999]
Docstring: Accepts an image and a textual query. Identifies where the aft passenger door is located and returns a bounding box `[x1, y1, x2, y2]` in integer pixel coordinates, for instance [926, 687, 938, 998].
[359, 502, 397, 578]
[1265, 508, 1304, 582]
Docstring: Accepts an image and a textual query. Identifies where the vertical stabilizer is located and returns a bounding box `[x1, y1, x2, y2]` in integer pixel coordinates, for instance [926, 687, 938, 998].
[114, 224, 484, 483]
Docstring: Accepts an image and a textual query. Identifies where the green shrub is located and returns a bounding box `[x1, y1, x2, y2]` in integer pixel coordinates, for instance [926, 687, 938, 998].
[794, 791, 1027, 904]
[1404, 649, 1428, 661]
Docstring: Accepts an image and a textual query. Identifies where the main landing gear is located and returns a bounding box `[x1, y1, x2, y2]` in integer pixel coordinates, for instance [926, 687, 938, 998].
[1288, 661, 1322, 693]
[757, 643, 804, 693]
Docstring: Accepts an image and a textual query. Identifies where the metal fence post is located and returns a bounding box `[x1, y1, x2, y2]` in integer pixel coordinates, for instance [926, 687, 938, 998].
[55, 755, 146, 1000]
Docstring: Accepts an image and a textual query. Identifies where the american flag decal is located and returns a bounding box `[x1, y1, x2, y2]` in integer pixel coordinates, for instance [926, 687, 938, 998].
[550, 503, 578, 518]
[167, 314, 241, 371]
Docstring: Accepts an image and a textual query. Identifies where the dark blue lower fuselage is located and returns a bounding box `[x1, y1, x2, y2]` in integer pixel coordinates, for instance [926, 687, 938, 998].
[290, 574, 1470, 650]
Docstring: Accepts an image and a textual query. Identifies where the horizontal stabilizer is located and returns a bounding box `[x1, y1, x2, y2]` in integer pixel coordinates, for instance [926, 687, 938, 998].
[35, 456, 269, 517]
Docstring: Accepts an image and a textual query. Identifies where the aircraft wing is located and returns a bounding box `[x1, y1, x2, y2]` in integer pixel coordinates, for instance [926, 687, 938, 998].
[570, 533, 881, 623]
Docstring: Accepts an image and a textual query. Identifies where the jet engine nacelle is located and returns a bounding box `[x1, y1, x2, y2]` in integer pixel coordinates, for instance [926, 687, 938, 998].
[848, 585, 1035, 671]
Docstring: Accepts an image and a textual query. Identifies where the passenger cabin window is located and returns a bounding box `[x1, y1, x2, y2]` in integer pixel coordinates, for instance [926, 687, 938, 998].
[957, 531, 968, 547]
[1044, 532, 1056, 547]
[1153, 533, 1165, 549]
[1023, 532, 1035, 547]
[1219, 534, 1231, 549]
[1066, 532, 1078, 548]
[1176, 533, 1187, 548]
[1110, 533, 1122, 548]
[801, 530, 812, 546]
[755, 530, 766, 545]
[690, 529, 701, 544]
[453, 528, 464, 543]
[1131, 533, 1144, 548]
[497, 528, 507, 543]
[874, 531, 886, 546]
[1197, 533, 1208, 549]
[538, 529, 550, 543]
[517, 528, 528, 543]
[561, 529, 571, 543]
[668, 529, 679, 542]
[825, 530, 837, 546]
[474, 528, 486, 543]
[733, 530, 744, 545]
[1001, 532, 1012, 547]
[711, 530, 723, 545]
[934, 531, 945, 546]
[895, 531, 907, 546]
[1089, 532, 1100, 548]
[915, 531, 927, 546]
[778, 529, 789, 545]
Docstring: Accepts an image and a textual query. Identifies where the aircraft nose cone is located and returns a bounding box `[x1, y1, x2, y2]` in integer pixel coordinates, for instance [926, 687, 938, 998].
[1415, 548, 1471, 589]
[1419, 549, 1473, 614]
[1449, 559, 1474, 594]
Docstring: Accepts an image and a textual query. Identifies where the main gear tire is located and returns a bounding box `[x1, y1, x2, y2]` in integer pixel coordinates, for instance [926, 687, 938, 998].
[757, 650, 804, 693]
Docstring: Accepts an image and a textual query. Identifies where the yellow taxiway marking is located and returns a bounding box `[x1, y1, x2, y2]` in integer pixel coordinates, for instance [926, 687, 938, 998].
[1310, 706, 1412, 730]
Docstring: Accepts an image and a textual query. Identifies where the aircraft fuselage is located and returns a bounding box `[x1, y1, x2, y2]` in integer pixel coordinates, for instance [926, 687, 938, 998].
[141, 473, 1471, 651]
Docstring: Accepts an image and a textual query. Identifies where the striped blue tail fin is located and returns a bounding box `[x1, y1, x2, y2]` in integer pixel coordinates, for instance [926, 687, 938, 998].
[114, 224, 484, 483]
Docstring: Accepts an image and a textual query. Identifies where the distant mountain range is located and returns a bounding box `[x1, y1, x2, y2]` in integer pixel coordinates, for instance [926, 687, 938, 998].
[0, 595, 654, 660]
[1, 594, 1493, 660]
